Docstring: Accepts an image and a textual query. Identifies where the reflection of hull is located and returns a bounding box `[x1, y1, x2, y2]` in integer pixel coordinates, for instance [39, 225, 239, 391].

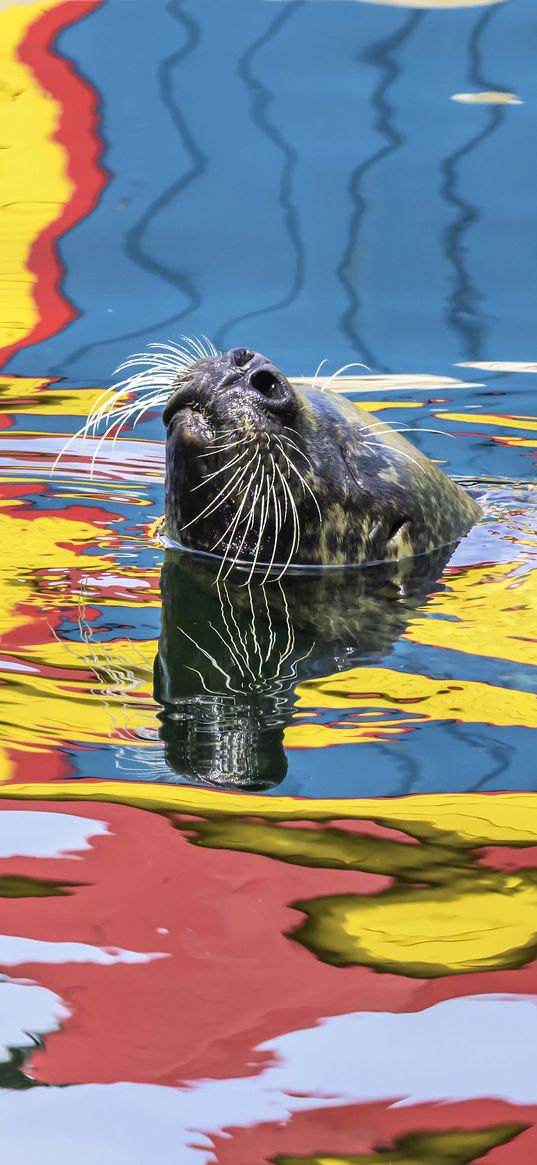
[0, 0, 106, 368]
[2, 791, 537, 1162]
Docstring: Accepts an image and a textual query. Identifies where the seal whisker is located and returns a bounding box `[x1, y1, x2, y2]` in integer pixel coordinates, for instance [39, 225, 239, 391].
[259, 457, 281, 585]
[116, 351, 190, 372]
[199, 461, 254, 533]
[181, 335, 216, 360]
[363, 439, 426, 476]
[200, 334, 220, 357]
[149, 335, 216, 363]
[277, 581, 294, 673]
[243, 480, 268, 586]
[200, 335, 219, 356]
[282, 476, 301, 576]
[207, 618, 251, 680]
[90, 415, 131, 476]
[80, 336, 209, 442]
[279, 432, 314, 470]
[51, 388, 146, 472]
[180, 460, 251, 534]
[320, 362, 373, 393]
[190, 446, 253, 492]
[276, 441, 322, 525]
[203, 432, 243, 451]
[212, 467, 262, 580]
[273, 463, 300, 580]
[212, 465, 259, 561]
[245, 582, 265, 676]
[217, 581, 257, 681]
[244, 482, 270, 587]
[87, 389, 171, 474]
[214, 499, 256, 581]
[176, 625, 243, 692]
[80, 370, 176, 442]
[111, 391, 171, 443]
[228, 463, 266, 582]
[146, 341, 199, 363]
[360, 421, 455, 440]
[203, 435, 255, 456]
[261, 578, 276, 663]
[278, 466, 289, 526]
[72, 335, 216, 460]
[310, 359, 329, 393]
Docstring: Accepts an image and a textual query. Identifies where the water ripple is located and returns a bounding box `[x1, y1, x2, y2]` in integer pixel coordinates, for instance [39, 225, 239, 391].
[215, 1, 305, 349]
[337, 10, 422, 372]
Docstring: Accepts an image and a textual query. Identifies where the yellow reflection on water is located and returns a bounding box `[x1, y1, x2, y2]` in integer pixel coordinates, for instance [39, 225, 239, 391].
[451, 91, 522, 104]
[406, 558, 537, 667]
[274, 1125, 526, 1165]
[0, 2, 72, 352]
[295, 871, 537, 976]
[0, 377, 111, 417]
[437, 411, 537, 433]
[285, 665, 537, 749]
[5, 780, 537, 979]
[0, 490, 160, 780]
[2, 784, 537, 846]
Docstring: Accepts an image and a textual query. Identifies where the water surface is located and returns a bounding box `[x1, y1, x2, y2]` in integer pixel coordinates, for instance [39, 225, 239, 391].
[1, 0, 537, 1161]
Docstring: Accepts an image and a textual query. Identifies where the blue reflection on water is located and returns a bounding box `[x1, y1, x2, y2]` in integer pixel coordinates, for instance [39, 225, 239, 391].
[6, 0, 537, 388]
[3, 0, 537, 797]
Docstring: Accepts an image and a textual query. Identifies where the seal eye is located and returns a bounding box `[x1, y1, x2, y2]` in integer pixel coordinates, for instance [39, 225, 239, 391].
[249, 370, 280, 398]
[232, 348, 255, 368]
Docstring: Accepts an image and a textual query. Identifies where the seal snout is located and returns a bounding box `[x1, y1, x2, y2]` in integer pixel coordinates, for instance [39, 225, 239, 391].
[162, 382, 204, 431]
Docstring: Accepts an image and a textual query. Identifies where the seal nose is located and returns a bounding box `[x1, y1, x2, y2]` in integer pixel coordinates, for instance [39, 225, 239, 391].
[247, 362, 293, 412]
[219, 348, 256, 388]
[221, 349, 294, 413]
[229, 348, 255, 368]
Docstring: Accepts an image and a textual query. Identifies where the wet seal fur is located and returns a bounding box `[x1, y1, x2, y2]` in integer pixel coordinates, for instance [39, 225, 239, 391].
[162, 347, 481, 576]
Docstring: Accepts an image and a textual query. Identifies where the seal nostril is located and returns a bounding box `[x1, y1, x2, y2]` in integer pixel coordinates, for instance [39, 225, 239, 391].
[250, 369, 280, 397]
[232, 348, 255, 368]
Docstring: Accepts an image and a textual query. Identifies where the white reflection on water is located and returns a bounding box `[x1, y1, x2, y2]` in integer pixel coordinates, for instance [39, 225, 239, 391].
[0, 935, 167, 966]
[0, 980, 68, 1064]
[1, 994, 536, 1164]
[0, 811, 109, 860]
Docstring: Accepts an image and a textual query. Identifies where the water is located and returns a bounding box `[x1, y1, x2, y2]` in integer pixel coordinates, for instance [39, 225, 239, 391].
[1, 0, 537, 1160]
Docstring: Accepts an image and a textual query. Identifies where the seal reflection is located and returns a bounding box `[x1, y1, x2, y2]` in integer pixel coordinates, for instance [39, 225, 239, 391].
[154, 547, 453, 790]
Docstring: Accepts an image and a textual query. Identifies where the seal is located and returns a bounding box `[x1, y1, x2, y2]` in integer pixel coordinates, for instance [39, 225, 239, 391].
[162, 346, 481, 578]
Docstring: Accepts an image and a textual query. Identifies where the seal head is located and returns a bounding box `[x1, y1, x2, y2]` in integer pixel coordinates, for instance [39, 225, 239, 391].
[163, 347, 480, 574]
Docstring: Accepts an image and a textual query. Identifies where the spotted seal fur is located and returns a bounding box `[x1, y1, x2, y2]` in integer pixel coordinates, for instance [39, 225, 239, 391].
[162, 346, 480, 577]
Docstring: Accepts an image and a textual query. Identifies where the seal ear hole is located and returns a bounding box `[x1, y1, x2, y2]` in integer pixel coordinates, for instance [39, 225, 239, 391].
[233, 349, 254, 368]
[250, 370, 281, 397]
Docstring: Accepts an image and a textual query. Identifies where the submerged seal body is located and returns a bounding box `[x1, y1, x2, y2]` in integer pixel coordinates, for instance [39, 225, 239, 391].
[163, 347, 480, 574]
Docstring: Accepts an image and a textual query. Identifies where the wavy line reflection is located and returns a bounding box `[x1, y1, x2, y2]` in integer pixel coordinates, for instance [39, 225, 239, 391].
[441, 6, 509, 361]
[337, 10, 422, 371]
[60, 0, 206, 376]
[215, 1, 304, 350]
